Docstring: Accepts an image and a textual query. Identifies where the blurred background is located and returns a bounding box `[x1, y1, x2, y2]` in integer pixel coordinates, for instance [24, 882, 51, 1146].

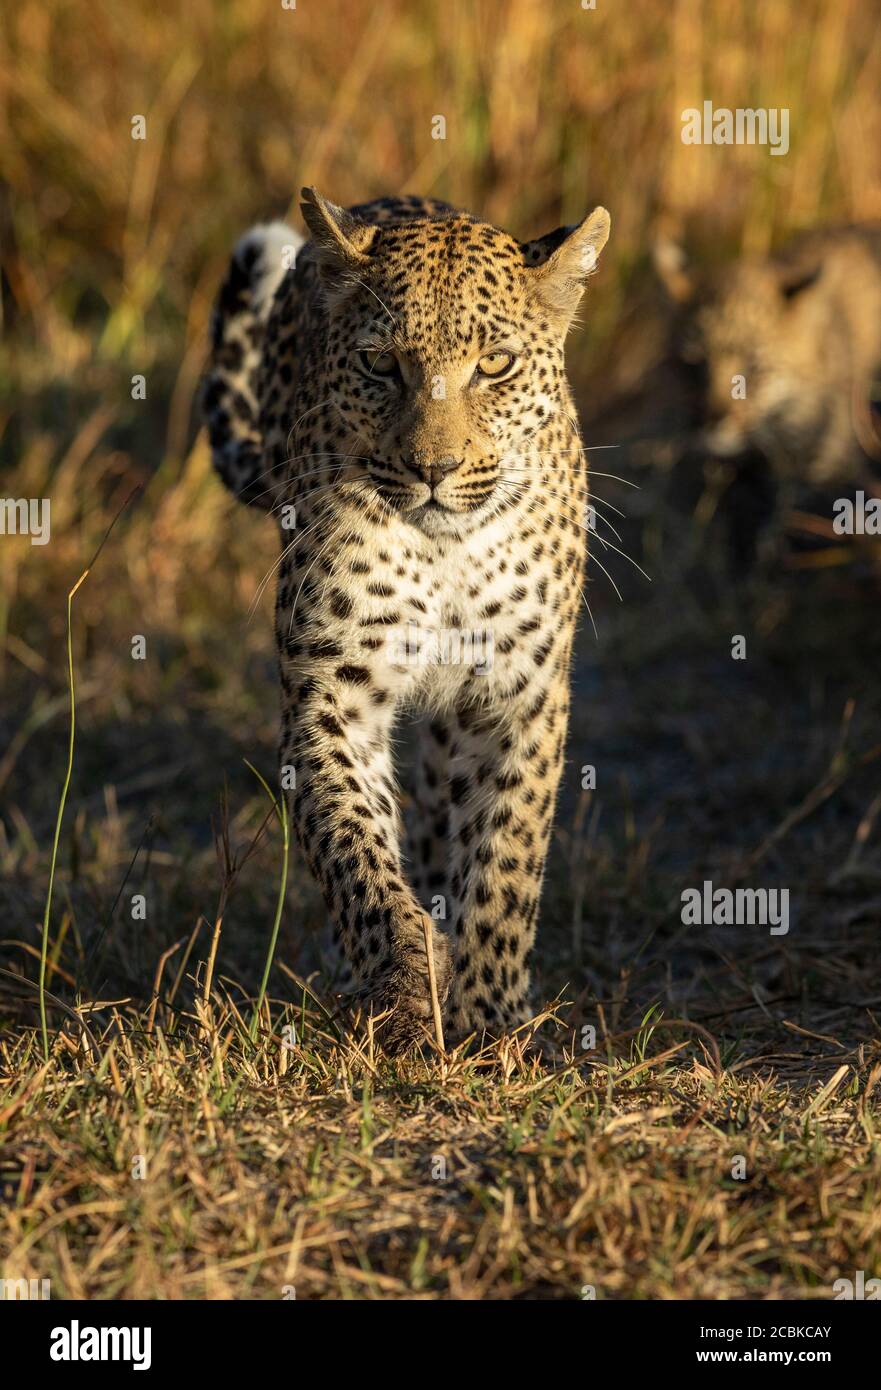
[2, 0, 880, 1050]
[5, 0, 881, 400]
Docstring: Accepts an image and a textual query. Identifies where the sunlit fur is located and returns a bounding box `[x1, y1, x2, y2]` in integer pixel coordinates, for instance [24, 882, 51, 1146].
[204, 191, 610, 1049]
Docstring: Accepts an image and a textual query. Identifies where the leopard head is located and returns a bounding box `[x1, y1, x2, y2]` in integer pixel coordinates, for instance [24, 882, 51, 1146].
[300, 187, 610, 533]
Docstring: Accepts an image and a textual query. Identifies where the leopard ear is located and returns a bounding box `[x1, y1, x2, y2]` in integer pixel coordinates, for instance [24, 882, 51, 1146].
[299, 187, 376, 281]
[526, 207, 610, 328]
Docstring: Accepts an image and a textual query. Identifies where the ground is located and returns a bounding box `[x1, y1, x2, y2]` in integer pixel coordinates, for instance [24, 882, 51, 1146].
[2, 334, 880, 1297]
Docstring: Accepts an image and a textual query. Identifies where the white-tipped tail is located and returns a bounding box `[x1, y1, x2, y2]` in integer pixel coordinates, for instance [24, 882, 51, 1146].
[233, 221, 303, 320]
[203, 220, 303, 509]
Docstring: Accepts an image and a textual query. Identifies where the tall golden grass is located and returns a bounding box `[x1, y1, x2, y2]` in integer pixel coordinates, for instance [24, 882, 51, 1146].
[3, 0, 880, 381]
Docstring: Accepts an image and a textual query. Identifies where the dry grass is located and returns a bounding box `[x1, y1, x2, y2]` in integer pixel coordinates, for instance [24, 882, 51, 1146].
[2, 0, 881, 1301]
[2, 997, 880, 1300]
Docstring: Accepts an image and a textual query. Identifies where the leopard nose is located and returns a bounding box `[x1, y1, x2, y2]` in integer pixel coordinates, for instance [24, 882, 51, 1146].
[423, 456, 461, 488]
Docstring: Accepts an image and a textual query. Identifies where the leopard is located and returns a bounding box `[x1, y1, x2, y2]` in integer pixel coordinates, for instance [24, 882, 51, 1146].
[655, 226, 881, 569]
[203, 188, 610, 1051]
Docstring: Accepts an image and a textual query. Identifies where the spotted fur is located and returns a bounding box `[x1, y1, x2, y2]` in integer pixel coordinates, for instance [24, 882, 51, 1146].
[203, 189, 611, 1050]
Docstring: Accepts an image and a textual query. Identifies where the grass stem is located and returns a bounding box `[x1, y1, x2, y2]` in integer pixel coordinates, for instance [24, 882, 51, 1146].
[245, 760, 290, 1041]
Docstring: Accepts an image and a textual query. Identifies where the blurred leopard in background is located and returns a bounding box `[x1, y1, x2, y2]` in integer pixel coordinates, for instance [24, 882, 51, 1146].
[656, 225, 881, 570]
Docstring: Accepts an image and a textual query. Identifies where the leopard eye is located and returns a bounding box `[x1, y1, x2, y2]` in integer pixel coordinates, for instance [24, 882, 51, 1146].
[358, 348, 399, 379]
[476, 350, 516, 380]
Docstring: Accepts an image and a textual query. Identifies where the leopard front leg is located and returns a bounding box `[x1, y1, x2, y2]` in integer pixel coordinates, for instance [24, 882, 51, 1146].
[281, 664, 451, 1052]
[443, 676, 571, 1042]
